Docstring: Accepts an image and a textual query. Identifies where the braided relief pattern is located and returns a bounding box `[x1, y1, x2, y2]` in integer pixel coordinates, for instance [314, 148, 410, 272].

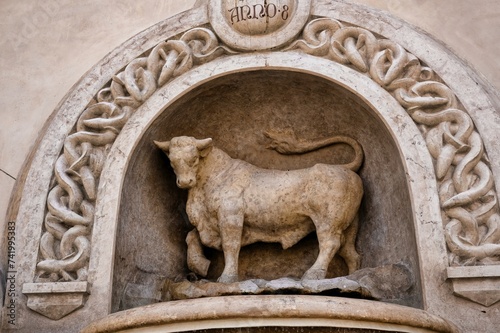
[287, 18, 500, 266]
[37, 19, 500, 282]
[36, 28, 235, 282]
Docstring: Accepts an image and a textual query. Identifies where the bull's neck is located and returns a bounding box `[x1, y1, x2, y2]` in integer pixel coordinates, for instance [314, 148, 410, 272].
[197, 147, 234, 184]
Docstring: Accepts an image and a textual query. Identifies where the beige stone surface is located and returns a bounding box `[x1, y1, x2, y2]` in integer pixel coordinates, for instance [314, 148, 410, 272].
[350, 0, 500, 91]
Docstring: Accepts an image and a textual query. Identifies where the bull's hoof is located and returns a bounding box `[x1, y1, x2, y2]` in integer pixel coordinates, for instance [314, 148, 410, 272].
[217, 274, 238, 284]
[302, 268, 327, 280]
[187, 255, 211, 277]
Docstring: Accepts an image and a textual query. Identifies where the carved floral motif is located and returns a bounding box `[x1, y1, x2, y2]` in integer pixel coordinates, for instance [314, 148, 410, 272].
[36, 18, 500, 283]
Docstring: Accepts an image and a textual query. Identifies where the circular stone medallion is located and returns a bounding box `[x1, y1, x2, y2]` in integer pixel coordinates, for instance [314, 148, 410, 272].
[209, 0, 311, 51]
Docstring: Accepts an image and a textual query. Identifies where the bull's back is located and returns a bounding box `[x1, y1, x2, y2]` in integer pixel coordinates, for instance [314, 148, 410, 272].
[243, 164, 363, 212]
[242, 163, 362, 228]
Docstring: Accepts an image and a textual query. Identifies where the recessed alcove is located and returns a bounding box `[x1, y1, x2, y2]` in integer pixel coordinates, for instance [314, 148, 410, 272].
[112, 70, 423, 312]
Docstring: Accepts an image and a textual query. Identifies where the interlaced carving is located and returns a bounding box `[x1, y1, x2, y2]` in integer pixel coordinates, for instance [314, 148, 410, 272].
[36, 28, 235, 282]
[288, 18, 500, 265]
[37, 18, 500, 282]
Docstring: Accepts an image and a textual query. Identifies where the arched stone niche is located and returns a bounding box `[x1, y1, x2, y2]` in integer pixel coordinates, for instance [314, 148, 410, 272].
[94, 52, 440, 330]
[3, 1, 500, 332]
[112, 68, 424, 311]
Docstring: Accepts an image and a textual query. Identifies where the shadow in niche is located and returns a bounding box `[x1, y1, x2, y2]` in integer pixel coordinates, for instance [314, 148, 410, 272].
[112, 70, 423, 312]
[204, 234, 348, 282]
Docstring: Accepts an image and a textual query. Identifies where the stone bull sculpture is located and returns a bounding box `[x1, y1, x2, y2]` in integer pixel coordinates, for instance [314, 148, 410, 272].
[155, 134, 364, 283]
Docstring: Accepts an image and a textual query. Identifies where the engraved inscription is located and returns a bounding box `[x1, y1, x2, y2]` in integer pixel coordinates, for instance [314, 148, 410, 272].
[227, 3, 290, 24]
[224, 0, 295, 36]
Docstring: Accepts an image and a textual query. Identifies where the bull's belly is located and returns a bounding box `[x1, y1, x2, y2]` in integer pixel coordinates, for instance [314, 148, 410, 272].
[196, 213, 315, 251]
[241, 216, 316, 249]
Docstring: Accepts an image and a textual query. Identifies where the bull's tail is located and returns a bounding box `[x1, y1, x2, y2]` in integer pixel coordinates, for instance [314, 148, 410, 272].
[264, 129, 364, 172]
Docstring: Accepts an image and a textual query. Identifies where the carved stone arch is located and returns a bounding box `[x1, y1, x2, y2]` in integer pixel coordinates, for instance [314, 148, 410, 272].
[4, 1, 500, 332]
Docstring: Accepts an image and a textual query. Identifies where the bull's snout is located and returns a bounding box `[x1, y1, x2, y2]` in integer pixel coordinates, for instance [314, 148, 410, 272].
[176, 177, 196, 189]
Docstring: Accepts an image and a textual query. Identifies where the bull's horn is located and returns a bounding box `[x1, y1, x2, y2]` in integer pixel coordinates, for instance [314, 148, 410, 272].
[154, 140, 170, 152]
[196, 138, 213, 150]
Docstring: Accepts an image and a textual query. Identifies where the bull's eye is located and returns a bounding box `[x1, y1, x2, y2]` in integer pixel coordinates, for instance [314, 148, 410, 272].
[187, 156, 199, 167]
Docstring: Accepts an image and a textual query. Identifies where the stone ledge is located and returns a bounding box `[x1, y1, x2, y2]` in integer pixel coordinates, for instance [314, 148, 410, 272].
[447, 266, 500, 278]
[22, 282, 89, 320]
[447, 266, 500, 307]
[163, 264, 413, 303]
[23, 281, 89, 294]
[81, 295, 460, 333]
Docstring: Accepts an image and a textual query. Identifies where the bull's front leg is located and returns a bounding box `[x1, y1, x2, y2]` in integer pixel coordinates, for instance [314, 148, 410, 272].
[217, 198, 244, 283]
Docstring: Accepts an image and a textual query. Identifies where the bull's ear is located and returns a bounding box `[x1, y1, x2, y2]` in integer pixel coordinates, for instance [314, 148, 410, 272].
[154, 140, 170, 153]
[196, 138, 213, 157]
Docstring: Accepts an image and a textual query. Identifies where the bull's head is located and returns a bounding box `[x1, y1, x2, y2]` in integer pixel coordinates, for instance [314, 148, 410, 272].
[154, 136, 213, 189]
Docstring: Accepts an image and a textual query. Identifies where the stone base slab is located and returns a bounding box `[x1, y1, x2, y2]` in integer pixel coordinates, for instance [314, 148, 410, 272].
[81, 295, 459, 333]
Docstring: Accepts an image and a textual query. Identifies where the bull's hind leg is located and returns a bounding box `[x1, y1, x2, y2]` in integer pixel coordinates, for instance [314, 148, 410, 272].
[186, 229, 211, 277]
[303, 222, 342, 280]
[338, 214, 361, 274]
